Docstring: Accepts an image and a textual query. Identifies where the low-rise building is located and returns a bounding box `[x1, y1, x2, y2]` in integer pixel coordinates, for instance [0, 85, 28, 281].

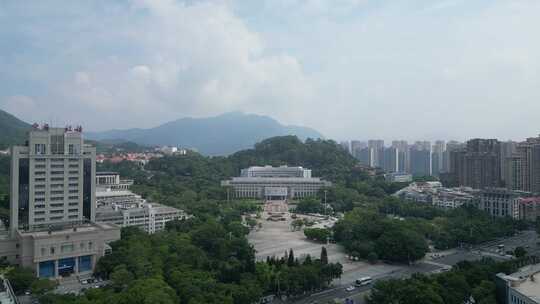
[497, 263, 540, 304]
[95, 173, 188, 233]
[394, 182, 478, 209]
[384, 172, 413, 183]
[478, 188, 531, 219]
[221, 166, 332, 200]
[518, 197, 540, 222]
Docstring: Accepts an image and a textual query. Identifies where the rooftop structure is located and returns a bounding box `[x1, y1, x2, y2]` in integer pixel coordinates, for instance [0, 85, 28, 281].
[497, 263, 540, 304]
[95, 173, 187, 233]
[394, 182, 478, 209]
[222, 166, 331, 200]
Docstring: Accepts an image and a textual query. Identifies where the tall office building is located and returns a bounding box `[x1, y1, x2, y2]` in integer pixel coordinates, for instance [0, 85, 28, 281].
[0, 125, 120, 278]
[450, 139, 502, 189]
[368, 140, 385, 168]
[431, 140, 445, 177]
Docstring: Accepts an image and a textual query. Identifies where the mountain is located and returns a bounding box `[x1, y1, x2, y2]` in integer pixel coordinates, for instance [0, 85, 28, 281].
[0, 109, 31, 150]
[87, 112, 323, 155]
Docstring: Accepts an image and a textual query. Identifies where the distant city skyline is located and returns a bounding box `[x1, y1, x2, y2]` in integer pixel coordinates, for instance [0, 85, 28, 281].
[1, 1, 540, 140]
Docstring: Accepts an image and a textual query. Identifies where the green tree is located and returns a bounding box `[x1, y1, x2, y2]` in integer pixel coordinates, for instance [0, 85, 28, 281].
[110, 265, 134, 291]
[6, 267, 36, 295]
[320, 247, 328, 265]
[514, 246, 527, 258]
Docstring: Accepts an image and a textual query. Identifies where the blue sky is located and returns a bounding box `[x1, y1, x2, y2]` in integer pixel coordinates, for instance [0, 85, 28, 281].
[1, 0, 539, 141]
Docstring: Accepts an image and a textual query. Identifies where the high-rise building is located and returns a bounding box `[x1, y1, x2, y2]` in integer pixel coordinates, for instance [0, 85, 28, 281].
[431, 140, 445, 177]
[350, 141, 367, 160]
[450, 139, 502, 189]
[392, 140, 409, 173]
[410, 142, 431, 176]
[358, 147, 375, 167]
[382, 147, 399, 173]
[500, 141, 517, 183]
[340, 141, 351, 154]
[506, 136, 540, 194]
[368, 140, 384, 168]
[0, 125, 120, 278]
[443, 141, 464, 173]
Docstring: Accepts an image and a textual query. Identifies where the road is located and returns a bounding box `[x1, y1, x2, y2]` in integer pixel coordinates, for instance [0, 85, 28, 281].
[288, 231, 540, 304]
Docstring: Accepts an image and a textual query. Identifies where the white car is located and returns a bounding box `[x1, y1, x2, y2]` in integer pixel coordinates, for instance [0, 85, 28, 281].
[346, 286, 356, 292]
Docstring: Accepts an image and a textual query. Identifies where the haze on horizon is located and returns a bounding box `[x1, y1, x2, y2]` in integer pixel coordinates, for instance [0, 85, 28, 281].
[1, 0, 539, 143]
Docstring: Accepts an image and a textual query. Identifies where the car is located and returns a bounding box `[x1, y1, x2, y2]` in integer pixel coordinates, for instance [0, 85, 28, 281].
[81, 280, 88, 284]
[346, 285, 356, 292]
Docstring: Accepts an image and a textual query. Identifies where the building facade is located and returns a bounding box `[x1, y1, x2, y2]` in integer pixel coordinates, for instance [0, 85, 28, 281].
[221, 166, 331, 200]
[478, 188, 528, 219]
[0, 125, 120, 278]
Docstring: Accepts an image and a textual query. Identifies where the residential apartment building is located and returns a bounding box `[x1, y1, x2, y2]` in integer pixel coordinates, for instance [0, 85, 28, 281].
[450, 139, 502, 189]
[506, 136, 540, 194]
[0, 125, 120, 278]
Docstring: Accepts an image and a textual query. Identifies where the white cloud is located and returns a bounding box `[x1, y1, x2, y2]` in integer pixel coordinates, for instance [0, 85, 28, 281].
[1, 0, 540, 141]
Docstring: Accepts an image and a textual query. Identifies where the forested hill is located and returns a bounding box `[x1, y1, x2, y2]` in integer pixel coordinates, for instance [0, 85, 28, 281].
[87, 112, 323, 156]
[0, 109, 30, 150]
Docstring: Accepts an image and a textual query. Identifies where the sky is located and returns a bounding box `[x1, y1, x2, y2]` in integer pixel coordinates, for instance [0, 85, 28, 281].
[1, 0, 540, 142]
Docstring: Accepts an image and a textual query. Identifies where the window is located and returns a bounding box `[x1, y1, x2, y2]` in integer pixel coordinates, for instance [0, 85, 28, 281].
[68, 202, 78, 206]
[68, 144, 80, 155]
[50, 210, 63, 214]
[69, 183, 78, 187]
[34, 198, 45, 202]
[34, 143, 46, 155]
[51, 177, 64, 182]
[69, 164, 78, 169]
[69, 190, 78, 194]
[50, 247, 55, 255]
[51, 197, 63, 201]
[51, 203, 64, 207]
[51, 135, 64, 155]
[35, 158, 46, 162]
[34, 191, 45, 196]
[34, 171, 46, 175]
[69, 177, 78, 181]
[35, 211, 45, 215]
[50, 216, 63, 220]
[69, 171, 78, 175]
[51, 171, 64, 175]
[69, 196, 78, 200]
[51, 190, 64, 195]
[61, 244, 74, 253]
[35, 164, 46, 169]
[35, 218, 45, 222]
[51, 164, 64, 169]
[35, 184, 45, 189]
[68, 208, 78, 213]
[35, 178, 46, 182]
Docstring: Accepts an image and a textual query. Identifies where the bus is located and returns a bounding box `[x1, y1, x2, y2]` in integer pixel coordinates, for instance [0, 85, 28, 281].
[355, 277, 373, 286]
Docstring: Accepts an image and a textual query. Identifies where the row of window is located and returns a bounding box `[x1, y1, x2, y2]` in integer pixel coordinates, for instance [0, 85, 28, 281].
[40, 241, 94, 257]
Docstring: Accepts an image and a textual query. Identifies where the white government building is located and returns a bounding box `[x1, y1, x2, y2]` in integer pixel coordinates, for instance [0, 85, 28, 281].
[95, 172, 188, 233]
[221, 166, 332, 200]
